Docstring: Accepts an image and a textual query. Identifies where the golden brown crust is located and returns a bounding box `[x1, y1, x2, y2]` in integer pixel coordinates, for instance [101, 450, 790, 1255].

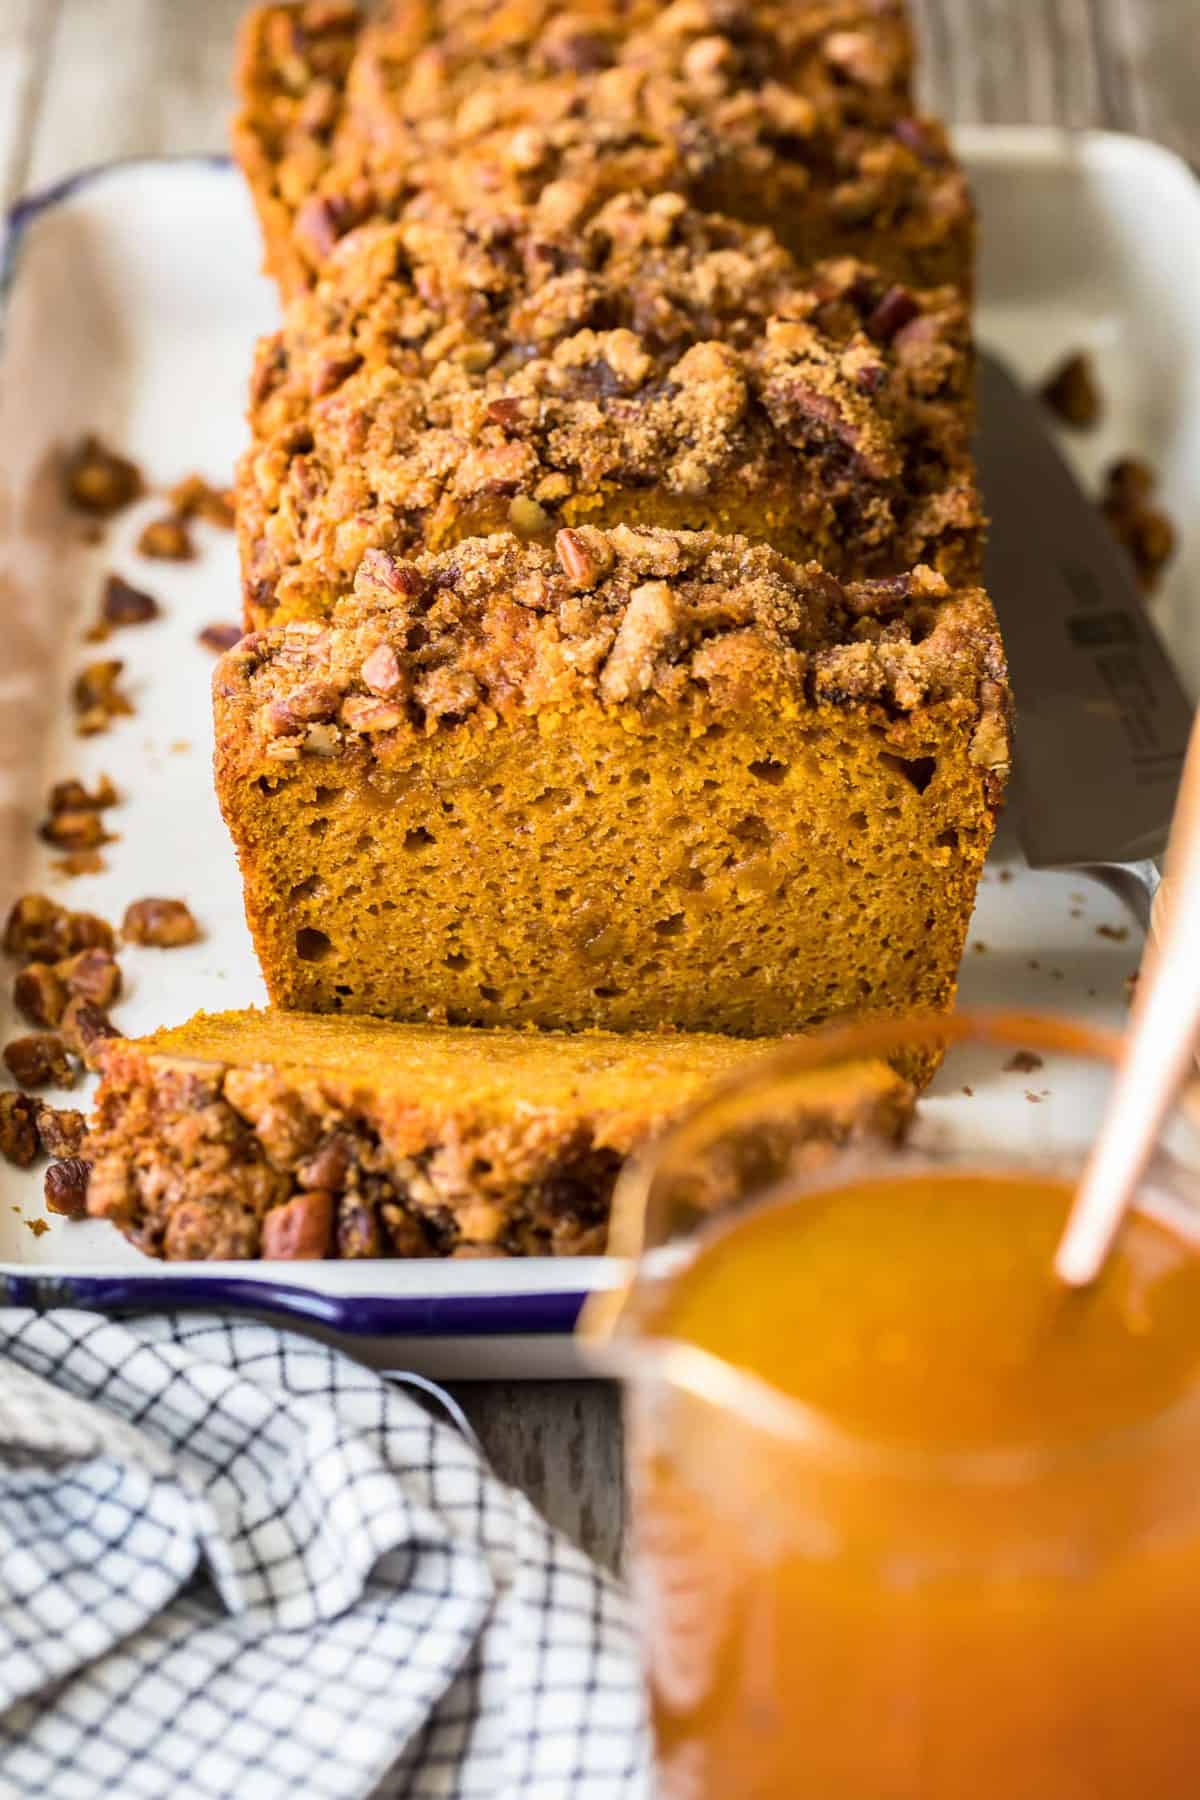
[83, 1010, 911, 1259]
[238, 206, 979, 626]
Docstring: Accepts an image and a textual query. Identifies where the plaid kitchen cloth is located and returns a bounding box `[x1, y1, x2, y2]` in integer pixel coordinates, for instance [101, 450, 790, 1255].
[0, 1310, 650, 1799]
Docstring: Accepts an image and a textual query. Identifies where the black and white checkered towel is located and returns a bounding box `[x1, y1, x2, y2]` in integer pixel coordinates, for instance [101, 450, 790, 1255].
[0, 1311, 649, 1798]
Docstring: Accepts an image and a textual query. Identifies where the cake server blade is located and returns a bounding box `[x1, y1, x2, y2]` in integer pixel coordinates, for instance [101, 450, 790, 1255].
[974, 350, 1195, 926]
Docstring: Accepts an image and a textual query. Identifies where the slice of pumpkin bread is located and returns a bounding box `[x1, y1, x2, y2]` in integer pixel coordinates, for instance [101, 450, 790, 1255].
[214, 528, 1010, 1046]
[233, 0, 970, 302]
[83, 1008, 912, 1260]
[238, 201, 978, 627]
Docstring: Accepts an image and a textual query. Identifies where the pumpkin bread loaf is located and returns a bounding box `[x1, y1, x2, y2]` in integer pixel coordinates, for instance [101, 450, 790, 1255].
[238, 202, 978, 628]
[234, 0, 971, 303]
[83, 1008, 913, 1260]
[214, 527, 1010, 1053]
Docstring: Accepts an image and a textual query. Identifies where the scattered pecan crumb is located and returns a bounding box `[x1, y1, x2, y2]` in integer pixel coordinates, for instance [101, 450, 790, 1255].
[198, 622, 243, 654]
[1005, 1050, 1044, 1074]
[168, 473, 235, 530]
[3, 894, 114, 963]
[66, 911, 115, 954]
[121, 897, 199, 947]
[39, 808, 114, 851]
[26, 1217, 50, 1238]
[100, 573, 161, 629]
[57, 946, 122, 1008]
[1024, 1090, 1044, 1105]
[44, 1156, 91, 1218]
[1101, 458, 1177, 594]
[48, 774, 118, 814]
[1039, 352, 1102, 429]
[73, 659, 133, 735]
[998, 868, 1013, 884]
[35, 1102, 86, 1160]
[1096, 923, 1130, 942]
[961, 1085, 974, 1097]
[971, 941, 988, 954]
[13, 964, 67, 1029]
[137, 514, 195, 561]
[63, 436, 144, 515]
[53, 849, 110, 878]
[59, 998, 117, 1069]
[0, 1090, 39, 1167]
[3, 1034, 76, 1090]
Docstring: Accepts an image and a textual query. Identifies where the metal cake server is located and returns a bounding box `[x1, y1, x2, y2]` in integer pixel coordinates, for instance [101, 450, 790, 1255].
[974, 351, 1195, 930]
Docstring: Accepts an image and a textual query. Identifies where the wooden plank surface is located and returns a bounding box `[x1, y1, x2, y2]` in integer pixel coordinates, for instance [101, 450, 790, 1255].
[0, 0, 1193, 1577]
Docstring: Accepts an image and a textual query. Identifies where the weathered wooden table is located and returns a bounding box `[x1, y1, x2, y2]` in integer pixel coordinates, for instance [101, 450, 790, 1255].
[1, 0, 1193, 1573]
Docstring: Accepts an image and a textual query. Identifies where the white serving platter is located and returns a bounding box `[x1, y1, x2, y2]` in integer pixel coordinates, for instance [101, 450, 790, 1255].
[0, 130, 1195, 1377]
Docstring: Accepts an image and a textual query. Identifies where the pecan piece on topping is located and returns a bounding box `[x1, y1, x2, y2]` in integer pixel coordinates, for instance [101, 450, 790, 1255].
[297, 1135, 352, 1192]
[73, 659, 133, 735]
[294, 194, 348, 262]
[44, 1156, 91, 1218]
[35, 1102, 86, 1160]
[168, 474, 235, 530]
[555, 528, 598, 587]
[121, 897, 199, 948]
[310, 353, 362, 398]
[0, 1090, 39, 1168]
[4, 1034, 76, 1090]
[63, 435, 144, 516]
[137, 514, 195, 561]
[359, 643, 404, 697]
[264, 680, 341, 736]
[486, 396, 525, 429]
[59, 999, 117, 1070]
[262, 1190, 335, 1260]
[339, 695, 405, 734]
[13, 963, 67, 1029]
[867, 285, 921, 342]
[57, 946, 122, 1008]
[1039, 352, 1102, 430]
[198, 622, 244, 654]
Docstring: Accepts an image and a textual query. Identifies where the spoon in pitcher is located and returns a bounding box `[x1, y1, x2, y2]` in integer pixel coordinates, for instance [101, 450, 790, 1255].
[1056, 710, 1200, 1287]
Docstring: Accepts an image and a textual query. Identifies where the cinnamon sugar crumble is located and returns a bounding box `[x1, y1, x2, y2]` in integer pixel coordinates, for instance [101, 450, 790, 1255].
[239, 199, 976, 624]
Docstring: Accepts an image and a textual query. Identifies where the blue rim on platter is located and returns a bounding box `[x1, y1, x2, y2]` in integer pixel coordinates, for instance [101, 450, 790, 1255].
[0, 155, 591, 1340]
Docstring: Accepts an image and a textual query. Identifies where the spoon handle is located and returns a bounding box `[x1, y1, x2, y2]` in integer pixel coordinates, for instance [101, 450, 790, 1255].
[1056, 711, 1200, 1287]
